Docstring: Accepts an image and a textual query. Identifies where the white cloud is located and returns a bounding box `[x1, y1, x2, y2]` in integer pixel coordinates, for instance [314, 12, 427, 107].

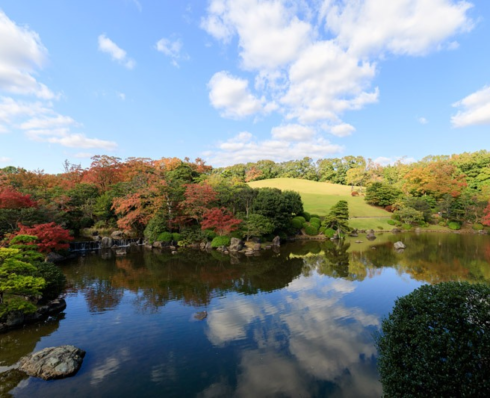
[324, 0, 473, 57]
[271, 124, 315, 141]
[202, 0, 312, 70]
[117, 92, 126, 100]
[451, 85, 490, 127]
[373, 156, 415, 166]
[206, 131, 343, 166]
[0, 11, 56, 99]
[0, 97, 52, 125]
[208, 71, 264, 118]
[0, 156, 12, 163]
[20, 114, 77, 130]
[417, 117, 428, 125]
[202, 0, 473, 161]
[44, 134, 118, 150]
[155, 38, 188, 67]
[98, 34, 135, 69]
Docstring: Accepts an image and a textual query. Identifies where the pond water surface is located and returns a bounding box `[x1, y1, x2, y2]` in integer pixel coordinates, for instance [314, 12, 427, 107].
[1, 233, 490, 397]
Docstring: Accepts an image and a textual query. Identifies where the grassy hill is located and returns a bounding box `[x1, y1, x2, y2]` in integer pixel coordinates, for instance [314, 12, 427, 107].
[248, 178, 392, 230]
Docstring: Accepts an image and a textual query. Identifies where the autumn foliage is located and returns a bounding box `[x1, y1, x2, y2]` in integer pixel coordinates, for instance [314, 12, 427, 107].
[483, 201, 490, 226]
[201, 208, 242, 236]
[11, 223, 73, 253]
[0, 187, 37, 209]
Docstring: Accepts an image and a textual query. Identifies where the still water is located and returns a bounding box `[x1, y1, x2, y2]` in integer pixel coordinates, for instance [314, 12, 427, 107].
[1, 233, 490, 397]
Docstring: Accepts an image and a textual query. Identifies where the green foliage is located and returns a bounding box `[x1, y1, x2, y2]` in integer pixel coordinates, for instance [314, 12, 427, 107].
[322, 200, 350, 235]
[309, 217, 321, 228]
[157, 232, 173, 242]
[291, 216, 306, 229]
[301, 212, 311, 221]
[203, 229, 217, 241]
[144, 212, 168, 243]
[318, 227, 325, 234]
[472, 223, 484, 230]
[387, 219, 395, 225]
[304, 225, 319, 236]
[394, 207, 424, 225]
[310, 214, 320, 219]
[376, 282, 490, 396]
[365, 183, 401, 207]
[402, 223, 412, 230]
[438, 220, 447, 227]
[0, 296, 37, 319]
[448, 221, 461, 230]
[36, 262, 66, 301]
[324, 228, 335, 238]
[211, 236, 231, 248]
[244, 214, 275, 239]
[172, 233, 182, 242]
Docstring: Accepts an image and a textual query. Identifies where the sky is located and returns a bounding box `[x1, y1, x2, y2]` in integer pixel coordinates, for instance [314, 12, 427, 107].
[0, 0, 489, 173]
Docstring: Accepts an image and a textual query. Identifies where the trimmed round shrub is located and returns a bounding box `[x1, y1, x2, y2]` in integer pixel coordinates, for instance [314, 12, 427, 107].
[37, 262, 66, 301]
[324, 228, 335, 238]
[301, 212, 311, 222]
[472, 223, 484, 231]
[438, 221, 447, 227]
[310, 217, 321, 228]
[304, 225, 319, 236]
[319, 227, 326, 234]
[291, 216, 306, 229]
[402, 224, 412, 230]
[211, 236, 231, 248]
[157, 232, 173, 242]
[387, 219, 396, 226]
[376, 282, 490, 396]
[172, 233, 182, 242]
[448, 221, 461, 230]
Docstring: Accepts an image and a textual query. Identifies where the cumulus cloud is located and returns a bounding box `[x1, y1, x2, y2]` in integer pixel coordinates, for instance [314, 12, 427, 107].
[373, 156, 415, 166]
[98, 34, 135, 69]
[202, 0, 473, 162]
[155, 38, 188, 67]
[0, 10, 56, 99]
[271, 124, 315, 141]
[451, 85, 490, 127]
[208, 72, 264, 118]
[207, 131, 343, 166]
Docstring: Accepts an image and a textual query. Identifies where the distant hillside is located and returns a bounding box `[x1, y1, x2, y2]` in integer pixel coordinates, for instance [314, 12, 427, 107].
[248, 178, 392, 230]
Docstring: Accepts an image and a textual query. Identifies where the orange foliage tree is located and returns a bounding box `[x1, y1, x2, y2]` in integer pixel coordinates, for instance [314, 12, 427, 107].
[12, 222, 73, 253]
[201, 207, 242, 236]
[180, 183, 217, 223]
[0, 187, 37, 209]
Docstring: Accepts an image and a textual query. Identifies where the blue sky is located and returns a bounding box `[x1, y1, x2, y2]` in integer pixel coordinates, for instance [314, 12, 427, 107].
[0, 0, 489, 173]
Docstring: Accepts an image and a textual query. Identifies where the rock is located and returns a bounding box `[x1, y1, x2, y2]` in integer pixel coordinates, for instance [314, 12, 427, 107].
[130, 241, 138, 247]
[111, 245, 118, 249]
[253, 243, 261, 251]
[115, 249, 126, 256]
[349, 232, 358, 237]
[366, 229, 376, 240]
[18, 345, 86, 380]
[244, 250, 254, 256]
[355, 240, 363, 243]
[169, 246, 176, 251]
[171, 251, 177, 255]
[93, 235, 101, 241]
[6, 311, 25, 327]
[358, 229, 366, 233]
[272, 236, 281, 247]
[45, 252, 65, 263]
[205, 242, 212, 250]
[265, 245, 272, 250]
[153, 241, 164, 248]
[229, 238, 243, 252]
[391, 228, 402, 233]
[100, 237, 113, 249]
[194, 311, 207, 321]
[200, 242, 206, 250]
[394, 241, 406, 250]
[111, 231, 124, 238]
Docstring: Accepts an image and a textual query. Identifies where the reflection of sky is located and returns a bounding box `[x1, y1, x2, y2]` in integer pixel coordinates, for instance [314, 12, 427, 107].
[204, 269, 382, 397]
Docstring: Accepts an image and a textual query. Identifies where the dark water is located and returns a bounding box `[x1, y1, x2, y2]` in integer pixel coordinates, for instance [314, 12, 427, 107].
[1, 233, 490, 397]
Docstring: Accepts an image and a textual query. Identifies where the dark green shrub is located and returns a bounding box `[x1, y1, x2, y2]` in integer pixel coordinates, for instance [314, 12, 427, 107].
[301, 212, 311, 221]
[172, 233, 182, 242]
[438, 221, 447, 227]
[310, 217, 321, 227]
[291, 216, 306, 229]
[203, 229, 217, 241]
[211, 236, 231, 248]
[157, 232, 173, 242]
[324, 228, 335, 238]
[376, 282, 490, 396]
[230, 230, 243, 239]
[472, 223, 484, 231]
[310, 214, 320, 219]
[80, 217, 94, 229]
[387, 219, 396, 226]
[37, 262, 66, 301]
[402, 224, 412, 230]
[448, 221, 461, 230]
[304, 225, 319, 236]
[319, 227, 326, 234]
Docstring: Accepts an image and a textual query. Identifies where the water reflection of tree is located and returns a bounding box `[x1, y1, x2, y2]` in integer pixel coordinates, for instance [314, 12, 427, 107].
[63, 248, 304, 314]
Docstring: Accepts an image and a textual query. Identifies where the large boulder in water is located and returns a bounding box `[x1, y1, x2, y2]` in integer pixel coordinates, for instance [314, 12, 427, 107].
[229, 238, 243, 252]
[394, 241, 406, 250]
[100, 237, 113, 249]
[18, 345, 85, 380]
[272, 236, 281, 247]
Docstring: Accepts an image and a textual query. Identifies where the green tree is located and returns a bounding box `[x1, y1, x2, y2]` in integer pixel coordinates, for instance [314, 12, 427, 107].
[243, 214, 275, 240]
[322, 200, 350, 236]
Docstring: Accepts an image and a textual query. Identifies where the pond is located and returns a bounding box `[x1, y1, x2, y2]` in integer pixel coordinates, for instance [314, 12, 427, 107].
[1, 233, 489, 397]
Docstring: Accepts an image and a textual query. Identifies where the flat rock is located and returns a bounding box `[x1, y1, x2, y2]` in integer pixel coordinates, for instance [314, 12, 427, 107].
[18, 345, 85, 380]
[394, 241, 406, 250]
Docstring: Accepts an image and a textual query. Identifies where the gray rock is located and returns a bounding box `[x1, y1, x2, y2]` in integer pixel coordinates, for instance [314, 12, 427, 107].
[391, 228, 402, 233]
[153, 241, 164, 248]
[272, 236, 281, 247]
[111, 231, 124, 238]
[253, 243, 261, 251]
[18, 345, 85, 380]
[366, 229, 376, 240]
[229, 238, 243, 252]
[6, 311, 25, 327]
[205, 242, 212, 250]
[100, 237, 113, 249]
[45, 252, 65, 263]
[394, 241, 406, 250]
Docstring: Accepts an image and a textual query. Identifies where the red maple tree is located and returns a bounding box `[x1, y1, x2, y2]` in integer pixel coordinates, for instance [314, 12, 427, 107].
[12, 222, 73, 253]
[180, 183, 217, 223]
[0, 187, 37, 209]
[201, 207, 242, 236]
